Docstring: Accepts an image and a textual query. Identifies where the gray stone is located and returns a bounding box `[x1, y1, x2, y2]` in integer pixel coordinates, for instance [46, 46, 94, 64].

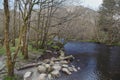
[48, 74, 52, 80]
[44, 64, 52, 72]
[51, 70, 60, 77]
[52, 64, 61, 71]
[37, 65, 46, 73]
[24, 71, 32, 80]
[68, 67, 74, 72]
[60, 60, 68, 64]
[50, 61, 54, 65]
[62, 64, 68, 68]
[38, 73, 47, 80]
[51, 57, 56, 60]
[62, 68, 72, 75]
[72, 67, 77, 72]
[44, 64, 50, 69]
[55, 61, 60, 64]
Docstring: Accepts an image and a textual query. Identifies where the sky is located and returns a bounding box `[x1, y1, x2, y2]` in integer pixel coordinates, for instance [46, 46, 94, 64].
[81, 0, 103, 10]
[0, 0, 103, 10]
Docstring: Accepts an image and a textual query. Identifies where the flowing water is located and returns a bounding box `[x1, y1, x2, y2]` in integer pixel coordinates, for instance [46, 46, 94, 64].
[55, 42, 120, 80]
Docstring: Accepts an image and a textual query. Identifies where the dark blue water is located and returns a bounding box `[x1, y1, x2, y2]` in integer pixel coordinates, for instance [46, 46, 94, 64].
[56, 42, 120, 80]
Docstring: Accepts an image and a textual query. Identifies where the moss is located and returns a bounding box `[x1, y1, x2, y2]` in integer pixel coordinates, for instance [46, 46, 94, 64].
[3, 75, 21, 80]
[10, 47, 16, 52]
[51, 45, 60, 50]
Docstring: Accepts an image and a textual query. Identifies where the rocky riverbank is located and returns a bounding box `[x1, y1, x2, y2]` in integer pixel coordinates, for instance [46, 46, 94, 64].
[23, 50, 80, 80]
[0, 50, 80, 80]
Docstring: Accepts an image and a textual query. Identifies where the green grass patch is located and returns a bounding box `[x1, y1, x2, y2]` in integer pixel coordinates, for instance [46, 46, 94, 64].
[79, 39, 99, 43]
[10, 47, 16, 52]
[28, 44, 45, 54]
[111, 42, 120, 46]
[3, 75, 21, 80]
[0, 47, 5, 55]
[0, 46, 16, 55]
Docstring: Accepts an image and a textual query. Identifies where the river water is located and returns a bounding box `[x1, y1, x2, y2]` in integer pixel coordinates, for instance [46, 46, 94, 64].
[56, 42, 120, 80]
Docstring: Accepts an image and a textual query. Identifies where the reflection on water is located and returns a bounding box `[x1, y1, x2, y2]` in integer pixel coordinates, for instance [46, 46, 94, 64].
[56, 42, 120, 80]
[64, 42, 98, 54]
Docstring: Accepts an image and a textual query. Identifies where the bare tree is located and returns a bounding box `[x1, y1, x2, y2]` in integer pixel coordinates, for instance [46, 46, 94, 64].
[18, 0, 41, 59]
[12, 0, 17, 46]
[4, 0, 14, 76]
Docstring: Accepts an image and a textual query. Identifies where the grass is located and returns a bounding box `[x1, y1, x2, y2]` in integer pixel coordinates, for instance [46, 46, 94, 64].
[0, 46, 16, 55]
[110, 42, 120, 46]
[79, 39, 99, 43]
[0, 43, 44, 56]
[28, 44, 44, 53]
[0, 47, 5, 55]
[3, 75, 21, 80]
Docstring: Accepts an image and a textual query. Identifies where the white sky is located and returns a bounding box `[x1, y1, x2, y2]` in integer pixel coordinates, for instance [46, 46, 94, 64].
[0, 0, 103, 10]
[81, 0, 103, 10]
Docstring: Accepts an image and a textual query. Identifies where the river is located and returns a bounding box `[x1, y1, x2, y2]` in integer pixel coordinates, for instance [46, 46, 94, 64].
[56, 42, 120, 80]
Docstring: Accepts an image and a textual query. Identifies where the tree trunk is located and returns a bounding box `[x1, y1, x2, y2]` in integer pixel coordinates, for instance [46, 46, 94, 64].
[22, 24, 28, 59]
[4, 0, 14, 76]
[6, 60, 14, 76]
[36, 3, 42, 49]
[12, 0, 17, 46]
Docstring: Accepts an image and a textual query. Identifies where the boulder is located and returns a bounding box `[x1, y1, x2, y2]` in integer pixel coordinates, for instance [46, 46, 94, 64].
[24, 71, 32, 80]
[44, 64, 50, 69]
[50, 61, 54, 65]
[62, 68, 72, 75]
[62, 64, 68, 68]
[52, 64, 61, 71]
[51, 57, 56, 60]
[60, 60, 68, 64]
[48, 74, 52, 80]
[55, 61, 60, 64]
[37, 65, 46, 73]
[68, 67, 74, 72]
[51, 70, 60, 77]
[38, 73, 47, 80]
[44, 64, 51, 72]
